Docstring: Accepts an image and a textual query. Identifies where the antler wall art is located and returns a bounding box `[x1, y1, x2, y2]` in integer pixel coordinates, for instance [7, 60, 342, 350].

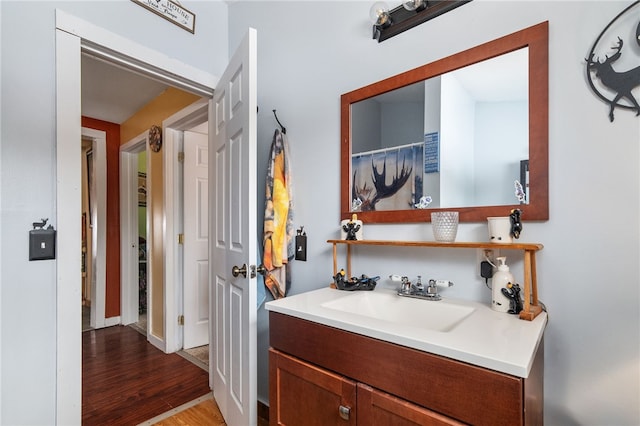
[585, 1, 640, 122]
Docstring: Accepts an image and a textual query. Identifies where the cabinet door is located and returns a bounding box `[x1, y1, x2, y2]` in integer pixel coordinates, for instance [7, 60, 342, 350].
[357, 383, 464, 426]
[270, 349, 356, 426]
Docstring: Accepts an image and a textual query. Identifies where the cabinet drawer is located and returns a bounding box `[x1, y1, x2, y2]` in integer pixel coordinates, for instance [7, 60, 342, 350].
[358, 383, 464, 426]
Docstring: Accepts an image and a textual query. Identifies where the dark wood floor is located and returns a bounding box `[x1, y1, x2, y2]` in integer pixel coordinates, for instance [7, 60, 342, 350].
[83, 325, 210, 425]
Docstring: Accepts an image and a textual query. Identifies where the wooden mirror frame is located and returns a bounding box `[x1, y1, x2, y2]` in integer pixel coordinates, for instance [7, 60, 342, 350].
[341, 21, 548, 223]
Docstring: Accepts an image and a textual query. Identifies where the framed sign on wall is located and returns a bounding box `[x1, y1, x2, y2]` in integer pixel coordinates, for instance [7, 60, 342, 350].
[131, 0, 196, 33]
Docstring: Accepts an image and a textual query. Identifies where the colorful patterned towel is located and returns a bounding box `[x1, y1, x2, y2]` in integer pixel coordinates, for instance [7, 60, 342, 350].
[263, 129, 294, 299]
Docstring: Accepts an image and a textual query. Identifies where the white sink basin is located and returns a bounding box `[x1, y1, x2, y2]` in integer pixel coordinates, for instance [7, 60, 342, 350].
[266, 287, 548, 377]
[320, 290, 475, 332]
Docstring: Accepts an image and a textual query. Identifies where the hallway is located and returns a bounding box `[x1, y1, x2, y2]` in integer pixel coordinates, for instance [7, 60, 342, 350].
[82, 325, 210, 425]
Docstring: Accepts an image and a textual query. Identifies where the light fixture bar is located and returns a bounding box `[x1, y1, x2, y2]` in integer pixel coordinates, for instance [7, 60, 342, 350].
[373, 0, 473, 42]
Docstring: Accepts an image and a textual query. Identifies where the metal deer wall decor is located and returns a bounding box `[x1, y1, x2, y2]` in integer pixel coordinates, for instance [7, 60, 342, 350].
[585, 1, 640, 122]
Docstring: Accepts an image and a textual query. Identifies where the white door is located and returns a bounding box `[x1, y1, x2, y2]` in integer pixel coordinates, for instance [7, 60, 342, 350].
[210, 28, 258, 426]
[183, 129, 210, 349]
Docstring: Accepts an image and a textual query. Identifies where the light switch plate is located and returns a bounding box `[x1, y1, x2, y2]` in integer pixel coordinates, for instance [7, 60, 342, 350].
[295, 235, 307, 261]
[29, 228, 56, 260]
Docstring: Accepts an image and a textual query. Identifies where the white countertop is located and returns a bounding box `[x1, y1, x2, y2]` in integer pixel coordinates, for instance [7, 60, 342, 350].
[266, 287, 547, 378]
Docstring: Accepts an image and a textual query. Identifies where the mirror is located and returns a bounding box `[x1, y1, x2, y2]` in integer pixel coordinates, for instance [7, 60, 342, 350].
[341, 22, 548, 223]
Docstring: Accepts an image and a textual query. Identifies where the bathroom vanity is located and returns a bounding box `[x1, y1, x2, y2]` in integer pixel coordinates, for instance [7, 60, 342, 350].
[266, 287, 546, 425]
[267, 20, 552, 423]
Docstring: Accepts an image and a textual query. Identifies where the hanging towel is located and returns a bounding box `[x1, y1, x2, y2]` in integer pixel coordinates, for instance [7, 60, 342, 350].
[263, 129, 294, 299]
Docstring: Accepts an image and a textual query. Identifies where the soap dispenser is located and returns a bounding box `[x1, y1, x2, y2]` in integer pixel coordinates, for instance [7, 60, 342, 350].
[491, 257, 514, 313]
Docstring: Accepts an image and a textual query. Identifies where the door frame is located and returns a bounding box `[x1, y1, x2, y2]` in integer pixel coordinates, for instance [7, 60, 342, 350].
[55, 10, 216, 423]
[120, 133, 148, 328]
[81, 127, 108, 330]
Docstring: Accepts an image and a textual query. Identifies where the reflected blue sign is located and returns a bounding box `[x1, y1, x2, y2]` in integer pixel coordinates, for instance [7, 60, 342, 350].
[424, 132, 439, 173]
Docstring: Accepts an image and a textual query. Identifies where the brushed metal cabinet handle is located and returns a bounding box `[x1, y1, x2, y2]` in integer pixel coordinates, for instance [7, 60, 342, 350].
[339, 405, 350, 421]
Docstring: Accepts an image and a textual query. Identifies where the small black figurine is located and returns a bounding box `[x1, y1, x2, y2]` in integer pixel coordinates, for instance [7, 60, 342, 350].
[510, 209, 522, 239]
[333, 269, 379, 291]
[342, 221, 361, 240]
[32, 218, 48, 230]
[501, 282, 524, 314]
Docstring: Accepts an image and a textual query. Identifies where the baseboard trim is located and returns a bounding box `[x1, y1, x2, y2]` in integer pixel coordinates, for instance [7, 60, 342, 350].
[105, 316, 121, 327]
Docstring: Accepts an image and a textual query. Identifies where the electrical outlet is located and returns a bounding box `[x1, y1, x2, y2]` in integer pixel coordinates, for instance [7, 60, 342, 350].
[484, 249, 495, 264]
[477, 249, 499, 276]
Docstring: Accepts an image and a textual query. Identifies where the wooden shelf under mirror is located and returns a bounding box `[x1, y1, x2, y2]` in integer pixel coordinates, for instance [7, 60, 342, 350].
[327, 239, 543, 321]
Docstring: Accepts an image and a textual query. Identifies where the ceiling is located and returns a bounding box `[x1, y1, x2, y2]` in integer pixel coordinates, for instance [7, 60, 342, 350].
[81, 54, 170, 124]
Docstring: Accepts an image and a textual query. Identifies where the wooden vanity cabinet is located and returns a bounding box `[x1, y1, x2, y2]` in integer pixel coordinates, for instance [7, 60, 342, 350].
[269, 312, 543, 426]
[270, 349, 462, 426]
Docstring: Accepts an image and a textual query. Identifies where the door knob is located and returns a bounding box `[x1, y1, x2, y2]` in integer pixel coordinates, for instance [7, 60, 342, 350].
[232, 264, 247, 278]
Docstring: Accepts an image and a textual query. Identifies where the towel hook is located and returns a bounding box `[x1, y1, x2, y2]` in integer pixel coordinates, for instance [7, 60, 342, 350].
[273, 109, 286, 134]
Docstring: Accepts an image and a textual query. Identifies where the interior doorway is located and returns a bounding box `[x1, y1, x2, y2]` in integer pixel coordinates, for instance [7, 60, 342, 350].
[55, 12, 217, 421]
[137, 99, 209, 354]
[138, 151, 148, 330]
[121, 113, 211, 355]
[81, 137, 92, 331]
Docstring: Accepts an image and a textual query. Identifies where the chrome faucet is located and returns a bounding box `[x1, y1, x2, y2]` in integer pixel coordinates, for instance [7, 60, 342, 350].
[396, 276, 453, 301]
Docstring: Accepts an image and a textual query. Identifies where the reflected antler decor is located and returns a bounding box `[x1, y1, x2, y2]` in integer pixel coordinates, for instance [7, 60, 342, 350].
[354, 157, 412, 211]
[371, 157, 413, 206]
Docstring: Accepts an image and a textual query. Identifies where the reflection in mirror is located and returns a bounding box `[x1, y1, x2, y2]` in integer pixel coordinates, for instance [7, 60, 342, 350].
[341, 21, 548, 223]
[351, 48, 528, 212]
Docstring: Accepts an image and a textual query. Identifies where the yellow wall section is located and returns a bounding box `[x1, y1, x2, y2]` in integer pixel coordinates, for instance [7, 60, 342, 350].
[121, 87, 202, 340]
[120, 87, 201, 142]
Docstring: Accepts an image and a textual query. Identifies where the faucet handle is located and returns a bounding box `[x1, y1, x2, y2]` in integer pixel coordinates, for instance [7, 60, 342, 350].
[431, 279, 454, 288]
[398, 276, 412, 294]
[425, 279, 453, 298]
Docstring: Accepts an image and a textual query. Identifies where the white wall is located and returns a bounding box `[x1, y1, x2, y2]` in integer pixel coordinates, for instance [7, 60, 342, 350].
[1, 1, 638, 425]
[475, 101, 528, 206]
[228, 1, 639, 424]
[0, 1, 228, 424]
[441, 73, 475, 207]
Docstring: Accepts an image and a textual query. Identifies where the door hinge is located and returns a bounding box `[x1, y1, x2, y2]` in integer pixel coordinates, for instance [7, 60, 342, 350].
[178, 233, 184, 244]
[178, 315, 184, 325]
[178, 152, 185, 163]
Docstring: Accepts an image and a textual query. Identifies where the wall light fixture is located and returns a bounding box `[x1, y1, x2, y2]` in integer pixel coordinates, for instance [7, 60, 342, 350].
[371, 0, 472, 42]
